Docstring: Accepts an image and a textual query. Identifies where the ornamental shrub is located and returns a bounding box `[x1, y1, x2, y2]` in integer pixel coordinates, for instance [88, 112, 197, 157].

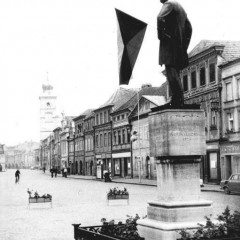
[178, 206, 240, 240]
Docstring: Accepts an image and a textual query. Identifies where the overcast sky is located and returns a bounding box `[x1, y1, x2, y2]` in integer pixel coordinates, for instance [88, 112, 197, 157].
[1, 0, 240, 146]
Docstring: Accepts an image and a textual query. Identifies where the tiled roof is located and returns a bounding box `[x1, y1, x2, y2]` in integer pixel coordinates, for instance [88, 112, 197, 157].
[84, 109, 95, 119]
[114, 81, 168, 113]
[143, 95, 166, 106]
[97, 87, 137, 111]
[188, 40, 240, 64]
[73, 109, 94, 121]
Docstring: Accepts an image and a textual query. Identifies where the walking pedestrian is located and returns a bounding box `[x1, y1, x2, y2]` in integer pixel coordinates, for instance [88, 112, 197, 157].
[64, 167, 67, 178]
[50, 168, 54, 178]
[15, 169, 21, 184]
[54, 168, 57, 178]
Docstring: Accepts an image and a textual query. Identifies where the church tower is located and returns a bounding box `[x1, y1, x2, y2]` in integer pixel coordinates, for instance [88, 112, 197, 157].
[39, 78, 60, 141]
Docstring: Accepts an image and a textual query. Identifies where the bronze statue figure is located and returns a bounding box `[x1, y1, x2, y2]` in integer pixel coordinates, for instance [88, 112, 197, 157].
[157, 0, 192, 108]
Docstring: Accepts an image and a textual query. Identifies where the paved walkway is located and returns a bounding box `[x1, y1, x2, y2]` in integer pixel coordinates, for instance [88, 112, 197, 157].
[44, 171, 222, 192]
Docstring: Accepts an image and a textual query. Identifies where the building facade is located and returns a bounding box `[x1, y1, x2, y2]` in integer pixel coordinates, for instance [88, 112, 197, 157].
[52, 127, 61, 171]
[83, 111, 95, 176]
[111, 107, 132, 178]
[219, 54, 240, 179]
[73, 114, 86, 175]
[180, 40, 240, 183]
[129, 95, 166, 179]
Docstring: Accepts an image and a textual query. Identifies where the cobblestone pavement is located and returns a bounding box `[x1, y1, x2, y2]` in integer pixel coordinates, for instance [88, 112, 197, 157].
[0, 170, 239, 240]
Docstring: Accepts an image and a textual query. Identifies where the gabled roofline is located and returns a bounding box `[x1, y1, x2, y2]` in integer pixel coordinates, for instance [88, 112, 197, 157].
[93, 104, 114, 113]
[73, 115, 86, 122]
[219, 57, 240, 69]
[189, 45, 224, 64]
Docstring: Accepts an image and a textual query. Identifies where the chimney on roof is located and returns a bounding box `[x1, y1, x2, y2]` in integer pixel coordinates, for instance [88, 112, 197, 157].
[141, 83, 152, 89]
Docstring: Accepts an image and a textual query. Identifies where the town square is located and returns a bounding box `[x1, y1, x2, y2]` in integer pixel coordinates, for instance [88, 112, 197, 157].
[1, 0, 240, 239]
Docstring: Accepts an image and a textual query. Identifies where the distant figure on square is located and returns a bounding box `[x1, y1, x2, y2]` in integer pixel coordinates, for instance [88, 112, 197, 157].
[157, 0, 192, 108]
[54, 168, 57, 177]
[15, 169, 21, 183]
[63, 167, 67, 178]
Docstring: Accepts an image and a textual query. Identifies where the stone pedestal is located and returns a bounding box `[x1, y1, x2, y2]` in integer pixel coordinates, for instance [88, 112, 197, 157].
[137, 109, 213, 240]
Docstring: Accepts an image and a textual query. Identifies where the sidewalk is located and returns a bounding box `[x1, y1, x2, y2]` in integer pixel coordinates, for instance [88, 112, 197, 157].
[44, 171, 222, 192]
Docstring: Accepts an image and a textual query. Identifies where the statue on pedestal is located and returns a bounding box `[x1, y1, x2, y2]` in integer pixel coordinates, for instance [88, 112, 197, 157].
[157, 0, 192, 108]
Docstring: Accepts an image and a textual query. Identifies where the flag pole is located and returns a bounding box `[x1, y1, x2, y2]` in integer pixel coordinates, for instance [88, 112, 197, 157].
[138, 89, 141, 183]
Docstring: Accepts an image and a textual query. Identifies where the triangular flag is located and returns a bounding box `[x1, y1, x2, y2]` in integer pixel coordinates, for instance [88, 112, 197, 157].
[115, 9, 147, 85]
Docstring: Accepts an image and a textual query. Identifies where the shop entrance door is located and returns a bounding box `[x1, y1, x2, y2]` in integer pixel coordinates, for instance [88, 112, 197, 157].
[124, 158, 128, 177]
[225, 155, 232, 179]
[209, 152, 217, 180]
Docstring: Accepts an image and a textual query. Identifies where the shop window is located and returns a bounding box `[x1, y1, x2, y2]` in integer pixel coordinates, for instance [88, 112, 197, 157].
[209, 63, 216, 83]
[191, 71, 196, 89]
[114, 159, 120, 175]
[183, 75, 188, 92]
[200, 67, 206, 86]
[226, 82, 233, 101]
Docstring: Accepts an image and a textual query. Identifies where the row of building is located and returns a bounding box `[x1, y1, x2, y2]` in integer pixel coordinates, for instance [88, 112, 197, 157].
[39, 40, 240, 183]
[2, 141, 40, 170]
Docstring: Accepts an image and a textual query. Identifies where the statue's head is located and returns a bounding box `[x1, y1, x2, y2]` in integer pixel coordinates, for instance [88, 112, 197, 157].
[160, 0, 168, 3]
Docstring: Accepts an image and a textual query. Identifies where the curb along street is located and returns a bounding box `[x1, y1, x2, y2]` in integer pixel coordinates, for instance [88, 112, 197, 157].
[43, 170, 222, 193]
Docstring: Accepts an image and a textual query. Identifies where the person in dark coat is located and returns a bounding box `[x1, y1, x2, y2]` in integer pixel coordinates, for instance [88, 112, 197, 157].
[157, 0, 192, 107]
[15, 169, 21, 183]
[50, 168, 54, 178]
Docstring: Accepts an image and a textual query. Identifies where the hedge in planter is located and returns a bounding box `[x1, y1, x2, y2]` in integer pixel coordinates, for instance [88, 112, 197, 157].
[177, 206, 240, 240]
[100, 214, 144, 240]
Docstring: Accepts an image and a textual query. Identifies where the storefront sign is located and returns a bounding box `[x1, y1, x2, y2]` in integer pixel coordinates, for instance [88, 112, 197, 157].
[112, 152, 131, 158]
[221, 143, 240, 155]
